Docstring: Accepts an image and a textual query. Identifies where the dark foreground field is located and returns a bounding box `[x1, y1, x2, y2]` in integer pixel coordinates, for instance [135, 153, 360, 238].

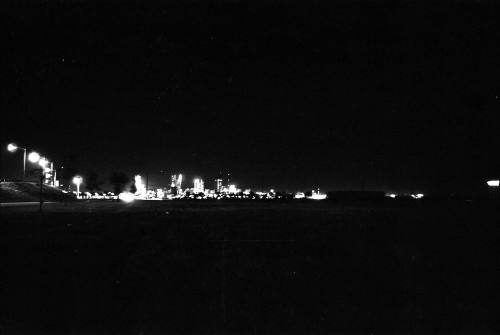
[1, 200, 497, 334]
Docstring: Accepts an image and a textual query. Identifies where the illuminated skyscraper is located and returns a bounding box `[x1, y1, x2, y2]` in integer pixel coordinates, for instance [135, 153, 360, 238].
[193, 178, 204, 193]
[215, 179, 223, 193]
[171, 174, 183, 194]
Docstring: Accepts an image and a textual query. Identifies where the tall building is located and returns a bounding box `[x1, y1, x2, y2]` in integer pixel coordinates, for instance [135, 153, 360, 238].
[193, 178, 204, 193]
[171, 174, 183, 194]
[215, 179, 223, 193]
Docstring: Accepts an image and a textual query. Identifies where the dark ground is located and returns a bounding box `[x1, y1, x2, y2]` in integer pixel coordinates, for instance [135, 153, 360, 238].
[1, 200, 497, 334]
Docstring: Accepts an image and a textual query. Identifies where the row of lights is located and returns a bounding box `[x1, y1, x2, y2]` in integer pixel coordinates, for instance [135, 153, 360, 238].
[7, 143, 52, 174]
[7, 142, 83, 196]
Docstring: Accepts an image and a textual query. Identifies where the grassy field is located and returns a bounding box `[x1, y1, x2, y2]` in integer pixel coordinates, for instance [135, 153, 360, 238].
[1, 200, 497, 334]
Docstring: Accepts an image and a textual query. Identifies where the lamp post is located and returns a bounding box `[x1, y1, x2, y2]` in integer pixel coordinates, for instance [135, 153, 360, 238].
[7, 143, 27, 178]
[73, 176, 83, 198]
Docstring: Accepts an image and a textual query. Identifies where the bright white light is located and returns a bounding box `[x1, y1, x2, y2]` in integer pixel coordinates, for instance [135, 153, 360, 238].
[307, 189, 327, 200]
[119, 192, 135, 202]
[294, 192, 305, 199]
[487, 180, 499, 187]
[38, 157, 49, 168]
[134, 174, 146, 197]
[157, 188, 165, 199]
[387, 193, 396, 199]
[7, 143, 18, 152]
[308, 193, 327, 200]
[73, 176, 82, 185]
[193, 178, 204, 193]
[411, 193, 424, 199]
[28, 152, 40, 163]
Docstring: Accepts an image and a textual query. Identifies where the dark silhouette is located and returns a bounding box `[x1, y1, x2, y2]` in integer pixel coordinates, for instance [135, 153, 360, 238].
[109, 172, 130, 195]
[85, 171, 101, 193]
[129, 182, 137, 194]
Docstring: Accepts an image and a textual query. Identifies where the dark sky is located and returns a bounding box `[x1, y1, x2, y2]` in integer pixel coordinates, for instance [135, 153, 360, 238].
[2, 1, 499, 194]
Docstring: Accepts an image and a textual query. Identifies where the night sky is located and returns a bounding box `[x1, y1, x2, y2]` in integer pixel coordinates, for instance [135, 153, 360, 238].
[2, 1, 499, 194]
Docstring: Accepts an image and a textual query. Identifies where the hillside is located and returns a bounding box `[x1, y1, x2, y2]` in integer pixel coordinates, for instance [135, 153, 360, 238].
[0, 182, 76, 203]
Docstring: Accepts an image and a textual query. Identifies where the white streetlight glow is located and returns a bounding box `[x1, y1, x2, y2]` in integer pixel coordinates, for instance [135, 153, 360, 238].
[73, 176, 83, 198]
[28, 152, 40, 163]
[38, 157, 49, 168]
[487, 180, 499, 187]
[7, 143, 18, 152]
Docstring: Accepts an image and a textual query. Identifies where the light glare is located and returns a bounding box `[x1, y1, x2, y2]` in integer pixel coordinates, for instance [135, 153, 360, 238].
[7, 143, 18, 152]
[28, 152, 40, 163]
[38, 157, 49, 168]
[119, 192, 135, 202]
[487, 180, 499, 187]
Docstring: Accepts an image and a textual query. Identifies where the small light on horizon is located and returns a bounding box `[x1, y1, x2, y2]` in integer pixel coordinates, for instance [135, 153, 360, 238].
[487, 180, 499, 187]
[294, 192, 305, 199]
[28, 152, 40, 163]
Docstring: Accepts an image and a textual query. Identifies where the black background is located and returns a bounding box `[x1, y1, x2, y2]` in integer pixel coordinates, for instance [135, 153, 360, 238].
[2, 0, 499, 194]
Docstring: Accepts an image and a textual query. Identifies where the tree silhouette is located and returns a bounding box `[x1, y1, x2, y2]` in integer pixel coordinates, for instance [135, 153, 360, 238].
[109, 172, 130, 194]
[85, 171, 101, 192]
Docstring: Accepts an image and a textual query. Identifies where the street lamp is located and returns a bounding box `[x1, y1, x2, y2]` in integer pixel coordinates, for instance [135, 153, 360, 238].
[7, 143, 18, 152]
[28, 151, 40, 163]
[73, 176, 83, 198]
[38, 157, 49, 168]
[6, 143, 28, 177]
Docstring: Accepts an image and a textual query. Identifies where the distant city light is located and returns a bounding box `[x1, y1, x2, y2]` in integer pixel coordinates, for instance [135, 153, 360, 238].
[193, 178, 204, 193]
[7, 143, 18, 152]
[307, 189, 327, 200]
[28, 152, 40, 163]
[227, 184, 239, 194]
[411, 193, 424, 199]
[119, 192, 135, 202]
[157, 188, 165, 199]
[387, 193, 396, 198]
[294, 192, 305, 199]
[486, 180, 499, 187]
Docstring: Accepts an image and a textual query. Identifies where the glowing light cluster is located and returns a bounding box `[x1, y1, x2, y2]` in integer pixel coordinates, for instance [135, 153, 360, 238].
[134, 174, 146, 198]
[307, 189, 327, 200]
[411, 193, 424, 199]
[487, 180, 499, 187]
[193, 178, 204, 193]
[119, 192, 135, 202]
[294, 192, 305, 199]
